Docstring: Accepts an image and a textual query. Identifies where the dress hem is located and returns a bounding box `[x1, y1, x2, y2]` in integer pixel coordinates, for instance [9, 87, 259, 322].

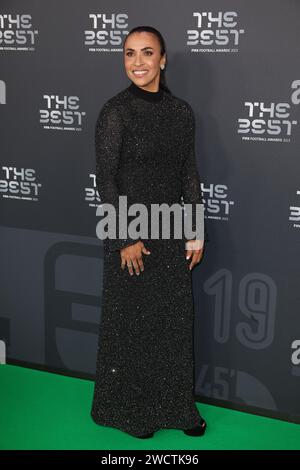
[90, 408, 202, 437]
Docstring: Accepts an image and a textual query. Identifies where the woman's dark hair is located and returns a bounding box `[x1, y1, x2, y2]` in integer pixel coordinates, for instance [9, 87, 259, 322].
[123, 26, 171, 94]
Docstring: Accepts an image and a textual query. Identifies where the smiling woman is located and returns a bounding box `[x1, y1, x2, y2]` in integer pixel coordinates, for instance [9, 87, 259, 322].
[90, 25, 208, 439]
[124, 31, 165, 93]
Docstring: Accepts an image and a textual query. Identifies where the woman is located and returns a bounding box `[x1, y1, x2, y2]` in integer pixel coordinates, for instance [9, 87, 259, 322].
[90, 26, 208, 439]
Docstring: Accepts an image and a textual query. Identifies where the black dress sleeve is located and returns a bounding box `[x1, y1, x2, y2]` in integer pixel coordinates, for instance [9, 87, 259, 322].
[181, 104, 209, 243]
[95, 102, 140, 252]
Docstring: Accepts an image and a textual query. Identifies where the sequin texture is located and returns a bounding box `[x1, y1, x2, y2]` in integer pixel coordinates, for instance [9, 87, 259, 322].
[90, 81, 206, 437]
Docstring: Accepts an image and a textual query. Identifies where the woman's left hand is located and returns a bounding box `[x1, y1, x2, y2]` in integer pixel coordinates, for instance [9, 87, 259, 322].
[185, 239, 204, 270]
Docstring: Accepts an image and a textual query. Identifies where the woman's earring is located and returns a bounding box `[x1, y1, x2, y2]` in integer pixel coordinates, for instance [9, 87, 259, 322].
[160, 64, 165, 70]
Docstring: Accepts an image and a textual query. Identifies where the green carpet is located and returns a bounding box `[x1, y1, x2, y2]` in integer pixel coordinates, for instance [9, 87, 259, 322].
[0, 364, 299, 450]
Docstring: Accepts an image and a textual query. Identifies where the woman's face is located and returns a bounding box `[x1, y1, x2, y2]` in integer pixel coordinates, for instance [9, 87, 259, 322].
[124, 32, 166, 91]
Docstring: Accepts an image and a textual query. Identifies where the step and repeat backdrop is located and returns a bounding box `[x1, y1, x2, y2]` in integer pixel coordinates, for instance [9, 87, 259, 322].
[1, 0, 300, 423]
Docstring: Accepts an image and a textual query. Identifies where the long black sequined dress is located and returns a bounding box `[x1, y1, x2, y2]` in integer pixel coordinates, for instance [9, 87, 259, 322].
[90, 80, 207, 437]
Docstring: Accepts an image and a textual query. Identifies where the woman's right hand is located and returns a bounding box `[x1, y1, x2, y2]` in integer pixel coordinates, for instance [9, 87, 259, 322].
[120, 241, 151, 276]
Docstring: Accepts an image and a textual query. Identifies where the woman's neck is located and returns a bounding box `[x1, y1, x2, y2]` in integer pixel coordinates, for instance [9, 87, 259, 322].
[127, 80, 164, 102]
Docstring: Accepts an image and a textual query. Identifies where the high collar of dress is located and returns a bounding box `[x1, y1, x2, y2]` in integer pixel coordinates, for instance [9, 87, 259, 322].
[128, 81, 164, 102]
